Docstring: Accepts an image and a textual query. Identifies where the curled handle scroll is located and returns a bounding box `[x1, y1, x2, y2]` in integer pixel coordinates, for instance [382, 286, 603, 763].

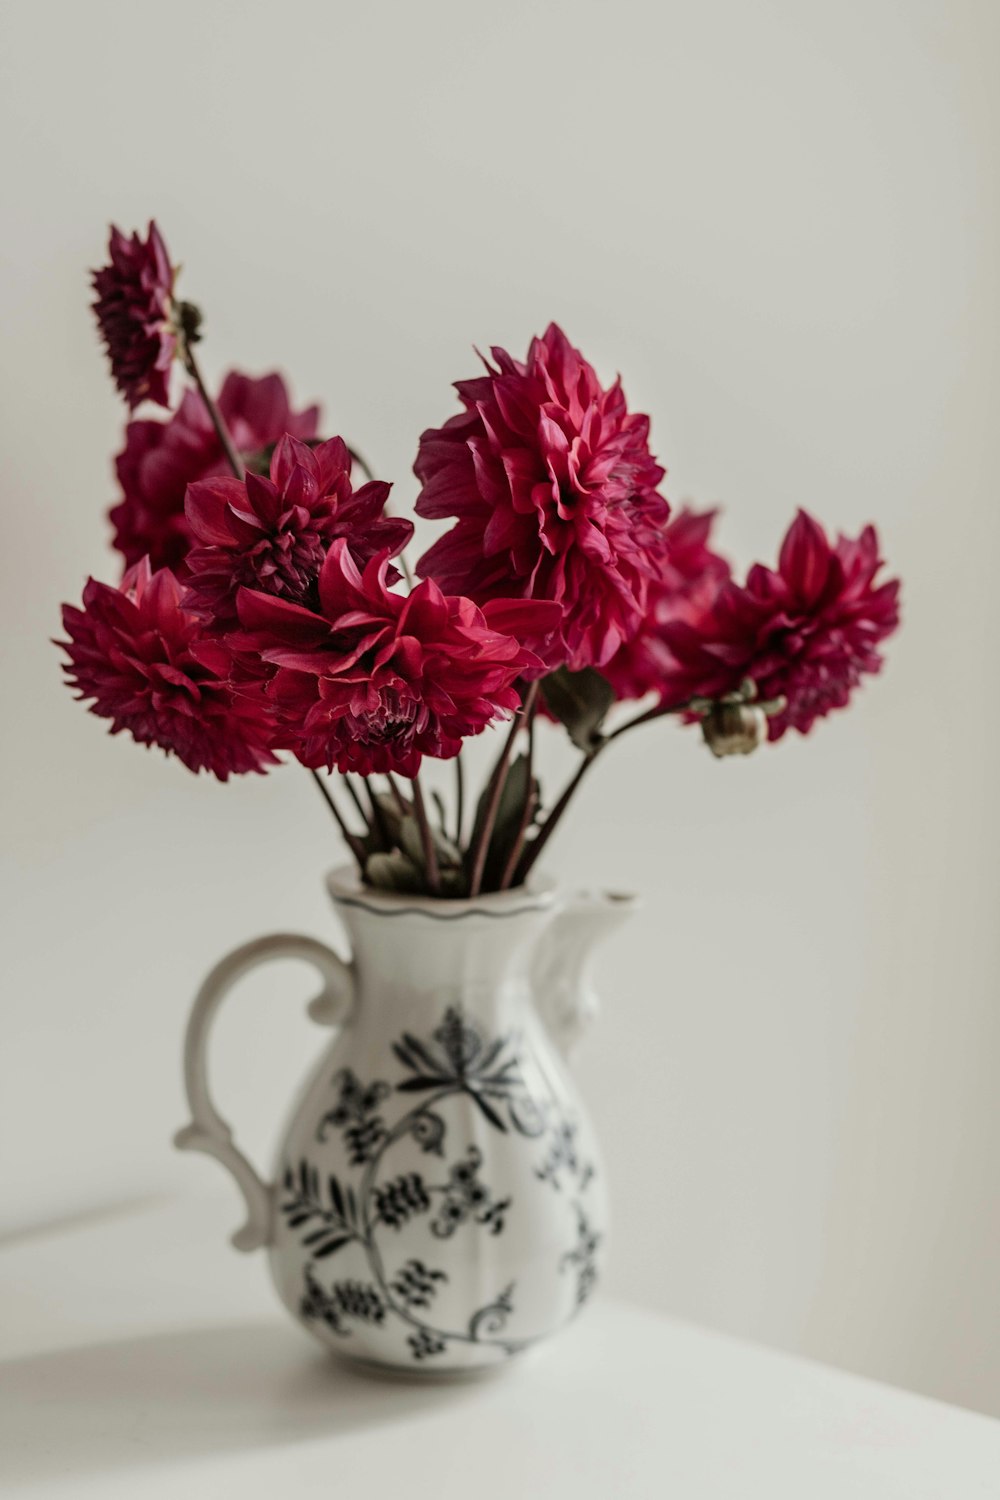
[173, 933, 354, 1252]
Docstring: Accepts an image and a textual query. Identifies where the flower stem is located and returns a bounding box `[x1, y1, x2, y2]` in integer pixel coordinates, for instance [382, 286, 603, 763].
[516, 746, 599, 884]
[604, 695, 692, 744]
[183, 341, 245, 480]
[516, 693, 694, 883]
[309, 770, 367, 873]
[385, 773, 408, 815]
[431, 788, 449, 836]
[454, 753, 465, 847]
[347, 445, 375, 483]
[362, 775, 391, 844]
[468, 680, 538, 900]
[499, 701, 538, 891]
[343, 775, 373, 834]
[410, 775, 441, 894]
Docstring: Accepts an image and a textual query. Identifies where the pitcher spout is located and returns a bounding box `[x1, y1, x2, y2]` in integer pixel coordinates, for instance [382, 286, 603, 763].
[532, 889, 638, 1056]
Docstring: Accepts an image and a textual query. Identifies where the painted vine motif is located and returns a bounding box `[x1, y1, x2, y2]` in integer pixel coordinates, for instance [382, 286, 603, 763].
[280, 1005, 600, 1362]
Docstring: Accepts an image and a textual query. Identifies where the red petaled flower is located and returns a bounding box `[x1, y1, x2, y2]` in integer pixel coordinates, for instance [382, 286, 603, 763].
[91, 222, 178, 410]
[603, 508, 731, 700]
[414, 323, 671, 672]
[659, 510, 901, 738]
[183, 435, 413, 623]
[110, 371, 320, 572]
[234, 540, 562, 776]
[57, 560, 277, 779]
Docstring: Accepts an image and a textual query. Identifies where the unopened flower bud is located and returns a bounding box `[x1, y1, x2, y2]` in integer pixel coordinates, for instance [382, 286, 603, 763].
[700, 701, 768, 758]
[177, 299, 203, 348]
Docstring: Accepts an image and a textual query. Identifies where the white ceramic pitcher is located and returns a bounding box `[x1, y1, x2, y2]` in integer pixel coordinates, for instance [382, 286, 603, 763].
[175, 868, 634, 1374]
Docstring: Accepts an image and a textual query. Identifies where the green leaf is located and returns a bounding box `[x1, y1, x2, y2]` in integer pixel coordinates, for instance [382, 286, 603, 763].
[439, 867, 469, 897]
[468, 753, 537, 890]
[399, 814, 463, 874]
[470, 753, 527, 850]
[398, 815, 427, 869]
[540, 666, 615, 752]
[365, 850, 425, 893]
[359, 789, 409, 845]
[366, 792, 410, 851]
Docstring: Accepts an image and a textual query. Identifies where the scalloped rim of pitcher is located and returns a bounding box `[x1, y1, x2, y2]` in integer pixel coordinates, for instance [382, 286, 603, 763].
[325, 865, 560, 919]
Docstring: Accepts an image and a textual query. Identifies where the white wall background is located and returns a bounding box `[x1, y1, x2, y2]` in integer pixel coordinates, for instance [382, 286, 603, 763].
[3, 0, 998, 1416]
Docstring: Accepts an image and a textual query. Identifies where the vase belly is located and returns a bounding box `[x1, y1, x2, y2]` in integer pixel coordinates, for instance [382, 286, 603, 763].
[268, 1004, 608, 1373]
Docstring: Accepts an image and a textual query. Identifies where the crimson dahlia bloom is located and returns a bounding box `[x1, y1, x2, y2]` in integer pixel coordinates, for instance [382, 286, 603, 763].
[414, 323, 671, 672]
[234, 541, 561, 776]
[58, 560, 277, 779]
[184, 436, 413, 623]
[660, 510, 900, 738]
[603, 508, 731, 700]
[110, 371, 320, 572]
[91, 222, 178, 410]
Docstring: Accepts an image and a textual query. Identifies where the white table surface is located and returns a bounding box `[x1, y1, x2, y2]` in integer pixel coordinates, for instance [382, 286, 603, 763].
[1, 1195, 997, 1498]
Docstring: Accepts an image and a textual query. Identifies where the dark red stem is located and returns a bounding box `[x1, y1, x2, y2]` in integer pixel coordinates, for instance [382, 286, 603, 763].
[183, 341, 244, 480]
[468, 680, 538, 899]
[410, 775, 441, 895]
[499, 695, 538, 891]
[309, 770, 367, 873]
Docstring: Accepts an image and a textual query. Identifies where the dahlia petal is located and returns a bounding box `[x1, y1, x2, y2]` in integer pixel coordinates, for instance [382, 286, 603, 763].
[270, 434, 317, 491]
[184, 478, 247, 544]
[236, 586, 331, 641]
[413, 324, 671, 670]
[58, 563, 277, 778]
[779, 510, 832, 606]
[181, 424, 401, 623]
[468, 436, 509, 506]
[483, 499, 526, 557]
[311, 436, 351, 488]
[141, 565, 186, 628]
[399, 579, 450, 637]
[492, 378, 542, 438]
[481, 597, 563, 652]
[242, 521, 546, 776]
[342, 480, 393, 519]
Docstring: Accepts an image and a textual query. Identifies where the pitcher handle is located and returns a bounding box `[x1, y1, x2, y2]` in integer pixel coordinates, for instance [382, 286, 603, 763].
[173, 933, 354, 1252]
[533, 891, 637, 1056]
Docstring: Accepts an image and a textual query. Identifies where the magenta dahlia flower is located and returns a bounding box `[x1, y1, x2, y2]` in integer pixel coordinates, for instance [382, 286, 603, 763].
[91, 222, 178, 410]
[659, 510, 901, 738]
[234, 541, 561, 776]
[183, 435, 413, 624]
[110, 371, 320, 572]
[603, 508, 731, 700]
[414, 323, 671, 671]
[58, 560, 277, 779]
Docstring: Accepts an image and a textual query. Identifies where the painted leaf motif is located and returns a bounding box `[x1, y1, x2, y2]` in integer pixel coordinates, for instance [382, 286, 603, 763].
[279, 1160, 360, 1257]
[313, 1234, 353, 1260]
[374, 1173, 431, 1229]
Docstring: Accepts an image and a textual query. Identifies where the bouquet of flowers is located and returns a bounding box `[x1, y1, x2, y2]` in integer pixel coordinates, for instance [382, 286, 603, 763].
[58, 222, 901, 897]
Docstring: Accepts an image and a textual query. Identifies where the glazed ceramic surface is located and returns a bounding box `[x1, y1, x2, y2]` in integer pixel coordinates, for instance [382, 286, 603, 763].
[175, 868, 633, 1374]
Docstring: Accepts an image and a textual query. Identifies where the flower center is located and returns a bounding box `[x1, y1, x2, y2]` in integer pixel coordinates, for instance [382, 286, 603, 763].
[347, 690, 424, 746]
